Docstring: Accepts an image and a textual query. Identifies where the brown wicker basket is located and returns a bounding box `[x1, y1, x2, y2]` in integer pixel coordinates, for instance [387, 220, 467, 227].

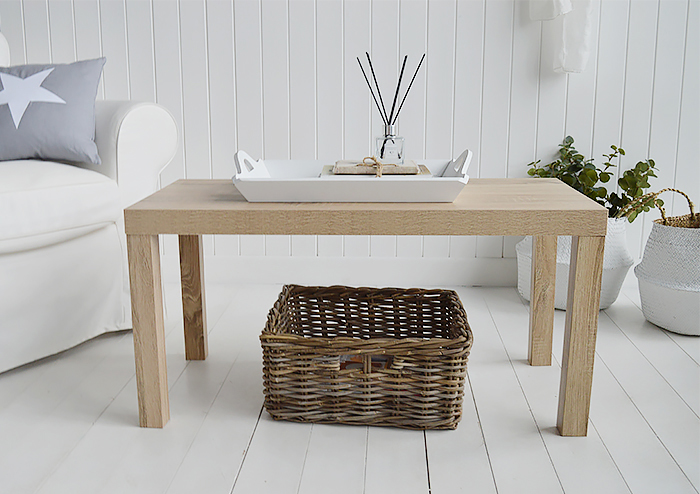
[261, 285, 473, 430]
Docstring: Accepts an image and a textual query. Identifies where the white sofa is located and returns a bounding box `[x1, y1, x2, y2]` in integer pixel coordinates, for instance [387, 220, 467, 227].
[0, 32, 178, 372]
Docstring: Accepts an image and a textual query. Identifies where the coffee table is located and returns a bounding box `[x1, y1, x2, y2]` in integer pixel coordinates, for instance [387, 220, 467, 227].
[124, 178, 607, 436]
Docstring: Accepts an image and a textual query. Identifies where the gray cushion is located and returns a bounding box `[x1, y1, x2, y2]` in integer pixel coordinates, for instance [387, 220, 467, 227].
[0, 58, 105, 164]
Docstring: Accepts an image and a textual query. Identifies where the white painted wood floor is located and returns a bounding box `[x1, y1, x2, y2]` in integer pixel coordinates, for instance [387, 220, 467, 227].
[0, 281, 698, 494]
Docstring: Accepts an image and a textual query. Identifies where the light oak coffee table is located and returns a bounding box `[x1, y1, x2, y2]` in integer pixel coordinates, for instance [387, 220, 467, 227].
[124, 178, 607, 436]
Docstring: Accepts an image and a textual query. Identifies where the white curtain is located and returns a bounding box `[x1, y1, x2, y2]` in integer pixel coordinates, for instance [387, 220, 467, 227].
[531, 0, 594, 74]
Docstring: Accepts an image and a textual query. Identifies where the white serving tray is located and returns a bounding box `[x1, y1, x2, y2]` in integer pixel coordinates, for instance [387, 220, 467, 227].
[232, 149, 472, 203]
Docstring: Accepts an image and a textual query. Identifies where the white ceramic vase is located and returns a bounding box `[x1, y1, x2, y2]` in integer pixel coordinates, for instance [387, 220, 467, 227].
[516, 217, 634, 310]
[634, 220, 700, 336]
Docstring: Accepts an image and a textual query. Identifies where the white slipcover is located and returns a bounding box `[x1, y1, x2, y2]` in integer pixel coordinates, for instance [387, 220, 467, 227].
[0, 32, 178, 372]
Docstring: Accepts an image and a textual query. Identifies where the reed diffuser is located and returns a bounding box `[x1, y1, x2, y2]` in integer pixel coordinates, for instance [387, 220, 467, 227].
[357, 52, 425, 165]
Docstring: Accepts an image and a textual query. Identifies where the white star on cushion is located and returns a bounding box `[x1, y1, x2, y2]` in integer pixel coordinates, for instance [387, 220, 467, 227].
[0, 68, 66, 129]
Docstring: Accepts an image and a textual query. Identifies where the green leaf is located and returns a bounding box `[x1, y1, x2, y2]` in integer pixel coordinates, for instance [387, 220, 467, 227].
[600, 172, 611, 183]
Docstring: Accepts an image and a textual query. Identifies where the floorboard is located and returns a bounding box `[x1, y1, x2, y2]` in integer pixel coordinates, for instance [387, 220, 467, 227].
[296, 424, 368, 494]
[605, 294, 700, 417]
[459, 288, 564, 494]
[482, 288, 631, 494]
[363, 427, 430, 494]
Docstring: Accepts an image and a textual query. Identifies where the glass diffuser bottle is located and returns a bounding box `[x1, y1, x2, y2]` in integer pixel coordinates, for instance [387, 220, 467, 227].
[376, 124, 405, 165]
[358, 52, 424, 169]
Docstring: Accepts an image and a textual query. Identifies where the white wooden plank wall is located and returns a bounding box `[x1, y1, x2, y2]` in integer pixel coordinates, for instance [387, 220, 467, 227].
[0, 0, 697, 270]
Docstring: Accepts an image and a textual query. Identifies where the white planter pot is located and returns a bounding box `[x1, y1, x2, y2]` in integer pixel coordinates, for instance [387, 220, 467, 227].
[634, 221, 700, 336]
[516, 217, 634, 310]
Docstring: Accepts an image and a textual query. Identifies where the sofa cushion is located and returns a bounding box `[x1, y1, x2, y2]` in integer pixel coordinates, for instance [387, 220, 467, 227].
[0, 160, 121, 250]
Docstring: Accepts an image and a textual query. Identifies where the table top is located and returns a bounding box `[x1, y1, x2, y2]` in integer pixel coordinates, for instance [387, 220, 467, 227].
[124, 178, 608, 237]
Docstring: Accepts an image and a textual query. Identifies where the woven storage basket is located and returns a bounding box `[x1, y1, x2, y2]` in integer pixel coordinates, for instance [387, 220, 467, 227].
[261, 285, 473, 430]
[630, 189, 700, 336]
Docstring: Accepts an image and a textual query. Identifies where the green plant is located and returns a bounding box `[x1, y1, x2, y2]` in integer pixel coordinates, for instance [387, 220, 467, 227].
[527, 136, 661, 221]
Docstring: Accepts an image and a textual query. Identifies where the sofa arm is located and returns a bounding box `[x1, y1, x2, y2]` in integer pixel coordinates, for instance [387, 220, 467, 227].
[76, 100, 178, 209]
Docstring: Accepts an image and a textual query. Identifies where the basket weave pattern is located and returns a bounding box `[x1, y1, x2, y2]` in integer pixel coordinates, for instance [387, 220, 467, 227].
[261, 285, 473, 430]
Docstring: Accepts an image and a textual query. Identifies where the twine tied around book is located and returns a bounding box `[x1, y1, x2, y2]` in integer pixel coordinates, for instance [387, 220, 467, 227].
[359, 156, 396, 177]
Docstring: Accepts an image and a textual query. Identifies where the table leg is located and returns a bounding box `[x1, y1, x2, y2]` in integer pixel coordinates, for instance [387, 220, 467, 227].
[557, 235, 605, 436]
[528, 235, 557, 366]
[179, 235, 208, 360]
[127, 234, 169, 428]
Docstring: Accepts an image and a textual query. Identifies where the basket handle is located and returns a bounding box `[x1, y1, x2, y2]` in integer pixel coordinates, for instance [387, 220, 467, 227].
[616, 188, 696, 226]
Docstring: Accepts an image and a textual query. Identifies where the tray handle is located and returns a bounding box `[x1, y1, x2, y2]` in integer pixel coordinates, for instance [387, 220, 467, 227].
[441, 149, 473, 178]
[233, 150, 270, 179]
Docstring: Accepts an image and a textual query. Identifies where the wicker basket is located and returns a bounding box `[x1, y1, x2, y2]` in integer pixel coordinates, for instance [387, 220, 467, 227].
[261, 285, 473, 430]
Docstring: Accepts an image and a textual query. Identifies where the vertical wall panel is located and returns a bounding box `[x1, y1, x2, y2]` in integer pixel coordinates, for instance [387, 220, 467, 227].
[618, 0, 658, 260]
[507, 0, 540, 177]
[73, 0, 104, 99]
[424, 0, 455, 159]
[343, 0, 371, 159]
[450, 0, 484, 260]
[396, 0, 427, 161]
[423, 0, 455, 258]
[178, 0, 211, 179]
[673, 0, 699, 217]
[206, 0, 236, 179]
[23, 0, 51, 63]
[47, 0, 76, 63]
[152, 0, 184, 186]
[502, 0, 542, 259]
[563, 1, 601, 156]
[479, 0, 513, 179]
[591, 0, 629, 170]
[316, 0, 343, 162]
[288, 0, 318, 257]
[152, 0, 185, 256]
[261, 0, 291, 256]
[99, 0, 129, 99]
[125, 0, 155, 102]
[476, 0, 513, 259]
[395, 0, 428, 259]
[316, 0, 344, 258]
[0, 0, 27, 64]
[260, 0, 289, 160]
[178, 0, 214, 255]
[535, 14, 568, 163]
[233, 0, 263, 157]
[643, 0, 688, 249]
[288, 0, 316, 159]
[234, 0, 265, 257]
[207, 0, 238, 256]
[343, 0, 371, 258]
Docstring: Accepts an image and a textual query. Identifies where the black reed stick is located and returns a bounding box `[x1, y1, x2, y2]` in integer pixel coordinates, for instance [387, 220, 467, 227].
[388, 55, 408, 126]
[366, 52, 389, 124]
[357, 57, 388, 125]
[391, 53, 425, 125]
